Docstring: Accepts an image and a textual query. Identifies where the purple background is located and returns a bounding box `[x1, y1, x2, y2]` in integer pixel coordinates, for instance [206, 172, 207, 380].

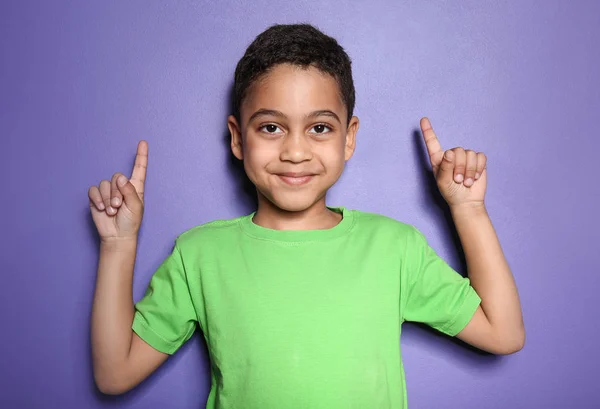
[1, 1, 599, 408]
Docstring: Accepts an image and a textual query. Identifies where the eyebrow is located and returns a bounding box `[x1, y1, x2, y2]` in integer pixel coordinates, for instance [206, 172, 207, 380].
[248, 109, 341, 124]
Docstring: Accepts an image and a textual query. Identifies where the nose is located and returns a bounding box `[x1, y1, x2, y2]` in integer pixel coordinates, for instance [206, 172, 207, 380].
[279, 131, 313, 163]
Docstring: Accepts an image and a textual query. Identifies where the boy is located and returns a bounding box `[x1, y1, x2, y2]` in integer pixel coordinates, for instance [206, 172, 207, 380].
[89, 24, 524, 408]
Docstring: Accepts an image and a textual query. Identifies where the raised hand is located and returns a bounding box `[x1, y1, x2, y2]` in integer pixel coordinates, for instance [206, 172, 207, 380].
[420, 118, 487, 208]
[88, 141, 148, 242]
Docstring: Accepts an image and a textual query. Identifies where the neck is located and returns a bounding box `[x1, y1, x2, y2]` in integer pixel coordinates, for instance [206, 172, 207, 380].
[252, 195, 342, 231]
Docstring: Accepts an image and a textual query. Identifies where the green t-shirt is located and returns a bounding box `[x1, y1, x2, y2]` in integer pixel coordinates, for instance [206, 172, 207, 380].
[132, 207, 481, 408]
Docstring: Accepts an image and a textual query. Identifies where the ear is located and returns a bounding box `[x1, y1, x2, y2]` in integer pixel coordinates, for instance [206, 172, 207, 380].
[344, 116, 359, 161]
[228, 115, 243, 160]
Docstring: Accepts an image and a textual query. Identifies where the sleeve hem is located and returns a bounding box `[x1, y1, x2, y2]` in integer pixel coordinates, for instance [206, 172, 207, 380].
[132, 312, 181, 355]
[439, 288, 482, 337]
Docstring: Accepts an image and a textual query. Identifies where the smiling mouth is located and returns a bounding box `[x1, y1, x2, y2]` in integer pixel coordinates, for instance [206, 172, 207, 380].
[276, 173, 315, 186]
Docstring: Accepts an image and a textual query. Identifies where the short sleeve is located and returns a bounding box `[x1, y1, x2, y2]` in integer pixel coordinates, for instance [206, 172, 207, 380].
[132, 241, 198, 354]
[401, 227, 481, 336]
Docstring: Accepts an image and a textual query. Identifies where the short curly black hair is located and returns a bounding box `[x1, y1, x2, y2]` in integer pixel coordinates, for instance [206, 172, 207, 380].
[233, 24, 356, 125]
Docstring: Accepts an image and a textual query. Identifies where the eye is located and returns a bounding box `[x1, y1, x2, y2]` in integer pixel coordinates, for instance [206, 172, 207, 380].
[309, 124, 332, 134]
[260, 124, 283, 134]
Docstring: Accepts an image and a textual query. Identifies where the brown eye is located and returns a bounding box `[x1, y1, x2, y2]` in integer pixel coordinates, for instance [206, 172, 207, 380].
[309, 124, 332, 135]
[260, 124, 283, 134]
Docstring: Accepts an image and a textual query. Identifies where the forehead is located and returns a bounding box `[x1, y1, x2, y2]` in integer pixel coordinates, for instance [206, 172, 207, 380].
[242, 64, 346, 121]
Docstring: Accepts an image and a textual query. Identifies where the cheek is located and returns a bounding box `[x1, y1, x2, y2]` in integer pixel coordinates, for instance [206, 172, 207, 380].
[243, 139, 277, 174]
[317, 142, 346, 166]
[243, 135, 261, 161]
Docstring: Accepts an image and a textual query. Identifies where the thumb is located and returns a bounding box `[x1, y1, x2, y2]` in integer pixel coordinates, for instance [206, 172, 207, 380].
[117, 175, 143, 213]
[437, 149, 456, 184]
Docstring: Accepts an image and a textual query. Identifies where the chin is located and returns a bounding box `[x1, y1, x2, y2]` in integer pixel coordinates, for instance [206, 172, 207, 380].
[263, 191, 326, 213]
[272, 198, 320, 213]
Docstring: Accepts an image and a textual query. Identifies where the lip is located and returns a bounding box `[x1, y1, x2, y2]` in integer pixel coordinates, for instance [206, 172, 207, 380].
[276, 173, 315, 186]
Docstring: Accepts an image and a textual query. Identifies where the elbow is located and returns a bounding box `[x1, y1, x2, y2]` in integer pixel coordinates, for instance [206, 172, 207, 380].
[96, 384, 126, 396]
[494, 328, 526, 355]
[496, 339, 524, 355]
[94, 370, 131, 396]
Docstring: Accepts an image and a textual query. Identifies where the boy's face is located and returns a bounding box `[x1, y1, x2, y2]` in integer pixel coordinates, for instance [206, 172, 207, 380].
[228, 63, 359, 213]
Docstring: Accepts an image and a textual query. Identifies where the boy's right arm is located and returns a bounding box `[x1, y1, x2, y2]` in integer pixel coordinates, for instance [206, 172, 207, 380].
[89, 141, 167, 394]
[91, 238, 168, 395]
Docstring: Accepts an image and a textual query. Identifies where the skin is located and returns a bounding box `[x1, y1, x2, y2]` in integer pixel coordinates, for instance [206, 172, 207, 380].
[88, 62, 524, 395]
[88, 142, 169, 394]
[228, 63, 359, 231]
[419, 118, 525, 354]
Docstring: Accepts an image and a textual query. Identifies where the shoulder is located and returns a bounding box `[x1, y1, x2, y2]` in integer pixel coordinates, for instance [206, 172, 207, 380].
[350, 209, 419, 235]
[173, 214, 249, 251]
[348, 208, 429, 248]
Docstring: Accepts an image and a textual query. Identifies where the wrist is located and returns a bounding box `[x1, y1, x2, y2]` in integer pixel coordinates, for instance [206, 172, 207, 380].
[450, 201, 488, 219]
[100, 236, 138, 253]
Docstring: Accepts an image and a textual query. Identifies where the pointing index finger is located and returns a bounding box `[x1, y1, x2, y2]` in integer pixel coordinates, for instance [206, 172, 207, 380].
[130, 140, 148, 197]
[420, 117, 444, 169]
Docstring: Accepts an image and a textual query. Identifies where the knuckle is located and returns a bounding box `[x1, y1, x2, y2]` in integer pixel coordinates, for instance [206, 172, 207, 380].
[101, 188, 110, 198]
[112, 172, 123, 182]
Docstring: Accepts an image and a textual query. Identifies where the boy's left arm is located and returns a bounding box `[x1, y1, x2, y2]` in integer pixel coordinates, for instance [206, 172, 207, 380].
[420, 118, 525, 355]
